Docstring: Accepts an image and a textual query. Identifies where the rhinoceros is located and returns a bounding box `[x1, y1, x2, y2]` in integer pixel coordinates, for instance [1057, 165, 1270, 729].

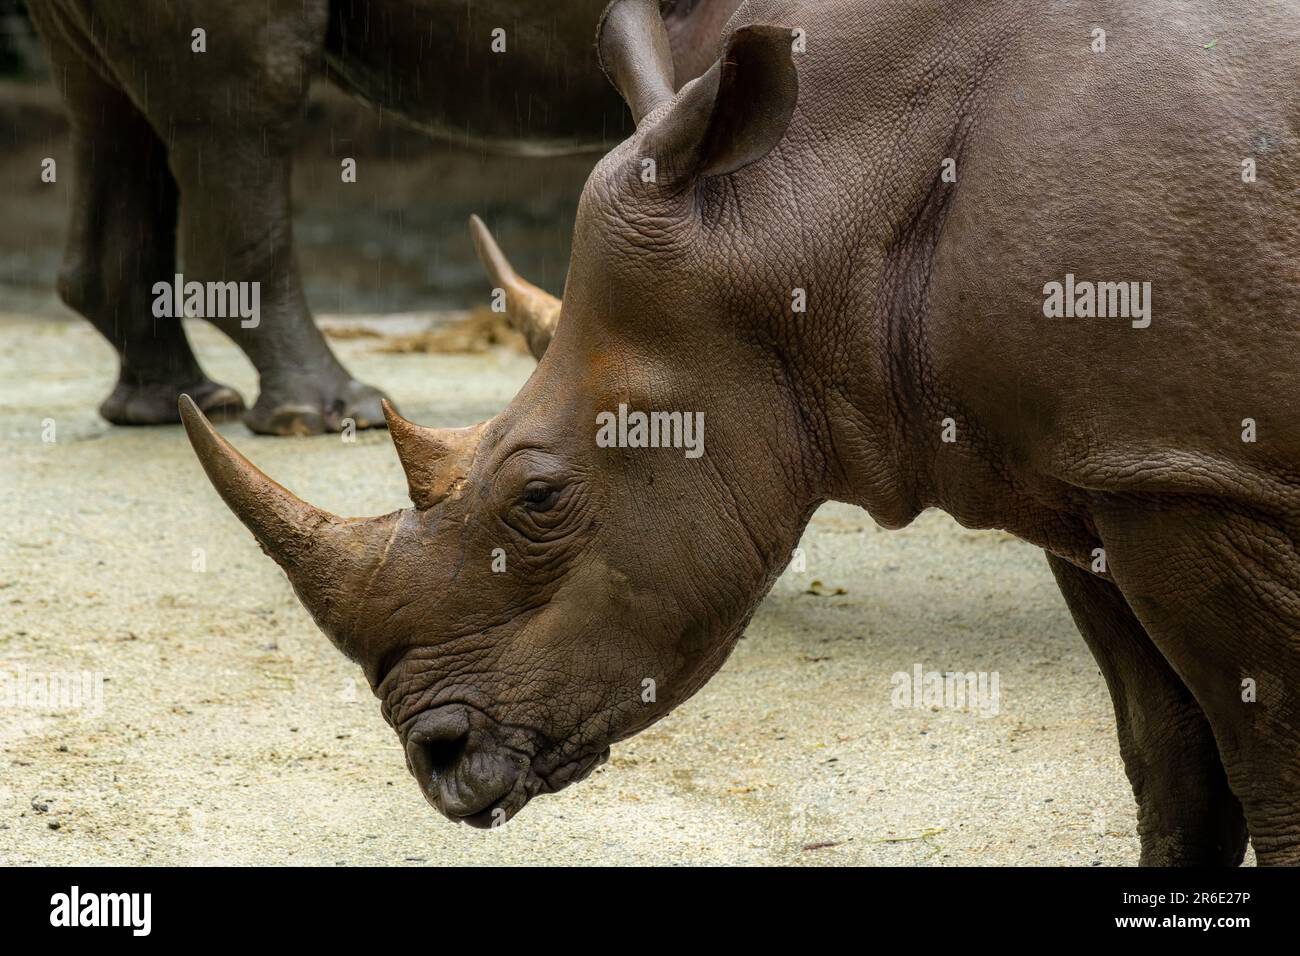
[27, 0, 738, 434]
[179, 0, 1300, 866]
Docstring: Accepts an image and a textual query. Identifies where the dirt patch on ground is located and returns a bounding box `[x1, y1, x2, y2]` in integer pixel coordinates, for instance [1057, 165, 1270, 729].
[323, 307, 529, 355]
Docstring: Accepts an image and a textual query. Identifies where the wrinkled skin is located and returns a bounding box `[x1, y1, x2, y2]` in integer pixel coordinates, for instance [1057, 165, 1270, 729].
[184, 0, 1300, 863]
[27, 0, 737, 434]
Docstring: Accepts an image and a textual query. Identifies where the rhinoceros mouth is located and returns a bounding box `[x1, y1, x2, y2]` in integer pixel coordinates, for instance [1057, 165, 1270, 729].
[444, 745, 611, 828]
[394, 697, 618, 826]
[453, 788, 525, 829]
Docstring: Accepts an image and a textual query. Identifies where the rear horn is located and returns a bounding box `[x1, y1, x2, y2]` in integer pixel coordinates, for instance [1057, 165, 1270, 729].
[469, 214, 561, 360]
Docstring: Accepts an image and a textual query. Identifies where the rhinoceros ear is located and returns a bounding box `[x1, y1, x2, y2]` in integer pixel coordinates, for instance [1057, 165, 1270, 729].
[639, 22, 798, 185]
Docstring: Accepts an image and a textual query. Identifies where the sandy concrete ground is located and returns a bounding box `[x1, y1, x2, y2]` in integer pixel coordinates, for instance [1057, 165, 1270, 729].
[0, 310, 1244, 866]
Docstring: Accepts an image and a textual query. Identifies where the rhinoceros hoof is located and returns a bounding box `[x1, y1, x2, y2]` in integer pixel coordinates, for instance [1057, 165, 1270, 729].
[243, 379, 390, 436]
[100, 378, 245, 427]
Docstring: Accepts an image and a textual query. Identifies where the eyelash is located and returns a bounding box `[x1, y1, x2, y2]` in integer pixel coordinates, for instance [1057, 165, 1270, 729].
[522, 483, 558, 510]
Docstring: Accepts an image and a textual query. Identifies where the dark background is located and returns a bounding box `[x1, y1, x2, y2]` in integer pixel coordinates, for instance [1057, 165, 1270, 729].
[0, 0, 594, 317]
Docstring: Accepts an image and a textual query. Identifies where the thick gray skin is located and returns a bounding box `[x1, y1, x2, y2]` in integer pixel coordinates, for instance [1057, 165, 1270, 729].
[186, 0, 1300, 864]
[733, 0, 1295, 864]
[26, 0, 735, 434]
[701, 0, 1294, 864]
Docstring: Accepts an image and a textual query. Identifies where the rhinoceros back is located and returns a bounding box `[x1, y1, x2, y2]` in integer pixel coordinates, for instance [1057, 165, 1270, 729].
[323, 0, 636, 155]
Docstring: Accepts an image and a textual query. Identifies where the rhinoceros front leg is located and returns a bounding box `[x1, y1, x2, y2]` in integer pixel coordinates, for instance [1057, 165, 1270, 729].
[165, 134, 388, 436]
[29, 3, 244, 426]
[1094, 497, 1300, 866]
[1046, 552, 1248, 866]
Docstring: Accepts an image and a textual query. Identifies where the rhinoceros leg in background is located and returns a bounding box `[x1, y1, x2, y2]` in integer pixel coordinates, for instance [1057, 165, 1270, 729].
[1046, 554, 1248, 866]
[135, 3, 388, 436]
[28, 3, 245, 425]
[161, 103, 389, 436]
[30, 0, 387, 436]
[1092, 500, 1300, 866]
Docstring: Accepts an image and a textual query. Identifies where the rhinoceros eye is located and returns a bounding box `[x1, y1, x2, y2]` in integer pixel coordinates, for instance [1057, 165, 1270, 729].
[521, 480, 560, 512]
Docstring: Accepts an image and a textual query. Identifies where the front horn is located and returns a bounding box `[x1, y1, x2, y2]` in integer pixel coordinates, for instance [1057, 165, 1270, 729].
[469, 214, 560, 360]
[178, 394, 401, 661]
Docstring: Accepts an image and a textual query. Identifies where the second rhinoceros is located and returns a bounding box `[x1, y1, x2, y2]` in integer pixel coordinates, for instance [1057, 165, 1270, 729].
[181, 0, 1300, 866]
[27, 0, 738, 434]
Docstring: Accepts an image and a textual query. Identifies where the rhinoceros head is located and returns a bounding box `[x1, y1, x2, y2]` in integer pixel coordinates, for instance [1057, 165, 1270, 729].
[181, 0, 806, 826]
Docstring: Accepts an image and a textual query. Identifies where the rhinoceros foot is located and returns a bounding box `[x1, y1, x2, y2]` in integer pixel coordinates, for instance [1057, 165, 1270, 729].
[243, 375, 390, 437]
[100, 377, 245, 427]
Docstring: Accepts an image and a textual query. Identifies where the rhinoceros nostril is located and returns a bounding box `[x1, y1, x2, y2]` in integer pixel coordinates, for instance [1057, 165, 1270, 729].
[406, 708, 472, 786]
[419, 733, 467, 776]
